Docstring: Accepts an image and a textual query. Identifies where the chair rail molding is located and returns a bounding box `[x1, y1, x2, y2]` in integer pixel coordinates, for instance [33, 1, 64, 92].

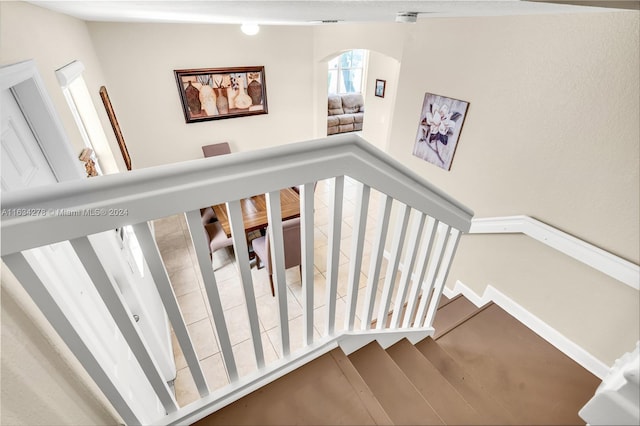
[469, 215, 640, 291]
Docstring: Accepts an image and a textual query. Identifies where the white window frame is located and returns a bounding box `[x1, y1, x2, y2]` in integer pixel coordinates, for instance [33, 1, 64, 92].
[56, 61, 144, 277]
[328, 49, 369, 95]
[56, 60, 109, 175]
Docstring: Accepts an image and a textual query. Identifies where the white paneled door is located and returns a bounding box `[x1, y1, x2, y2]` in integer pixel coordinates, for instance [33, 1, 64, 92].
[1, 89, 57, 190]
[1, 88, 166, 423]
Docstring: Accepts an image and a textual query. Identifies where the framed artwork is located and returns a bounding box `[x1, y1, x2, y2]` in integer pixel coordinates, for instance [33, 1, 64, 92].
[375, 79, 386, 98]
[174, 66, 268, 123]
[413, 93, 469, 170]
[99, 86, 132, 171]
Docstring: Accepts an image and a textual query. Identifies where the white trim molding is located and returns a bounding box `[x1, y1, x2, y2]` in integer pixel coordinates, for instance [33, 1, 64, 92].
[55, 60, 85, 88]
[470, 216, 640, 291]
[0, 60, 85, 182]
[444, 280, 611, 379]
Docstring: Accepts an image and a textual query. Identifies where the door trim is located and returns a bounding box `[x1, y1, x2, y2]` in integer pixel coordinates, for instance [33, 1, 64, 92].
[0, 60, 84, 182]
[0, 60, 152, 423]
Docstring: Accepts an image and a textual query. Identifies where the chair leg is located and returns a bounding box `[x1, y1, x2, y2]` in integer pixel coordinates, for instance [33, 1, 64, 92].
[269, 274, 275, 297]
[255, 253, 264, 269]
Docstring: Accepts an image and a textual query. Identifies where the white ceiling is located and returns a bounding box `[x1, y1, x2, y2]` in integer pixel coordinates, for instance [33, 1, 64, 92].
[26, 1, 608, 25]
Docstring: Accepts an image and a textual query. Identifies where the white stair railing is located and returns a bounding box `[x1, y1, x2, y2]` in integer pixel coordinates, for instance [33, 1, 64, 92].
[1, 134, 473, 425]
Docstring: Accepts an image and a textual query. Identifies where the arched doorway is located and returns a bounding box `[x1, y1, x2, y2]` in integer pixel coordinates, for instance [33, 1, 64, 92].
[320, 49, 400, 152]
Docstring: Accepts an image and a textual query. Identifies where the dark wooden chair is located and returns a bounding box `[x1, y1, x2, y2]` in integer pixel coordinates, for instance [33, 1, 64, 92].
[201, 207, 233, 262]
[202, 142, 231, 158]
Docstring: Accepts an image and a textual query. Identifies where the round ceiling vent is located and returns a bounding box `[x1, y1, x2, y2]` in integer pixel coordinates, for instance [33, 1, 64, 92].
[395, 12, 418, 23]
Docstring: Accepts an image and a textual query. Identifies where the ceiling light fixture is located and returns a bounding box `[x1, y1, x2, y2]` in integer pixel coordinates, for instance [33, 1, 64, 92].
[241, 23, 260, 35]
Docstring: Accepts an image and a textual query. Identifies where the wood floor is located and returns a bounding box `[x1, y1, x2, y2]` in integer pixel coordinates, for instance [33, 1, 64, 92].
[194, 295, 601, 425]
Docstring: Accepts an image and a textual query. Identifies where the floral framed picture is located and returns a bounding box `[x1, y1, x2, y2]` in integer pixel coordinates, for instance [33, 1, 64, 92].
[413, 93, 469, 170]
[174, 66, 268, 123]
[375, 79, 386, 98]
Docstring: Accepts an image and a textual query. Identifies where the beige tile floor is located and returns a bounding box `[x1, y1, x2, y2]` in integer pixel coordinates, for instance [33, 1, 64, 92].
[154, 177, 393, 407]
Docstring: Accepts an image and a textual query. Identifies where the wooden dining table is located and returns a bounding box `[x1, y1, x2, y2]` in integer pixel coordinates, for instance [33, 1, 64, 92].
[212, 187, 301, 238]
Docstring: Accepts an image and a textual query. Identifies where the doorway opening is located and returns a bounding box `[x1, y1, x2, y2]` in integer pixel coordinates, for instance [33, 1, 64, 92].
[327, 49, 368, 137]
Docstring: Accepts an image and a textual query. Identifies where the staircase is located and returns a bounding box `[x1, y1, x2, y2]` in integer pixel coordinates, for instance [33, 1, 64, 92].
[195, 295, 600, 425]
[3, 135, 606, 425]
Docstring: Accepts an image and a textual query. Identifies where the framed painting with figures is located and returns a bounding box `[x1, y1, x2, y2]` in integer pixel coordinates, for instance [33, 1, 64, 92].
[174, 66, 268, 123]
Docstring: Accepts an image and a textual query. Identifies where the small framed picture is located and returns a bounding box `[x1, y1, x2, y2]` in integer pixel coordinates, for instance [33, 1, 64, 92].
[375, 79, 386, 98]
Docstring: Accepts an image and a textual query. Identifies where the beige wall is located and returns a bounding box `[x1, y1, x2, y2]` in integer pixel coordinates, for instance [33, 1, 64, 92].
[86, 22, 315, 168]
[312, 12, 639, 365]
[388, 13, 639, 264]
[361, 51, 400, 151]
[313, 23, 407, 62]
[450, 234, 640, 364]
[0, 5, 638, 419]
[385, 12, 639, 364]
[1, 265, 119, 425]
[0, 1, 127, 172]
[0, 3, 122, 423]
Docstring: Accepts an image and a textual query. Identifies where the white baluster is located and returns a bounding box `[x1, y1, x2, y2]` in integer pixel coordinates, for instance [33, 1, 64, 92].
[423, 229, 461, 327]
[376, 203, 411, 329]
[390, 211, 427, 328]
[69, 236, 178, 413]
[402, 218, 438, 328]
[265, 190, 290, 357]
[226, 200, 265, 368]
[414, 223, 451, 326]
[300, 182, 315, 346]
[345, 182, 370, 331]
[184, 209, 238, 381]
[3, 252, 141, 425]
[325, 176, 344, 336]
[361, 194, 393, 329]
[132, 221, 209, 397]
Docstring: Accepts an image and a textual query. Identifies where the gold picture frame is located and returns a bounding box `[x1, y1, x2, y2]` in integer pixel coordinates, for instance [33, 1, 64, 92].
[99, 86, 132, 171]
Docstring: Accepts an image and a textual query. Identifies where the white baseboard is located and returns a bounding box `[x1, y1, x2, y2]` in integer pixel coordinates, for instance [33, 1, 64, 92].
[338, 328, 434, 355]
[444, 280, 610, 380]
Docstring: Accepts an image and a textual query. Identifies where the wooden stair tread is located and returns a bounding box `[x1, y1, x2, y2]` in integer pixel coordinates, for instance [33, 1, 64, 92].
[416, 337, 516, 425]
[432, 295, 479, 338]
[195, 349, 379, 425]
[386, 339, 487, 425]
[436, 303, 600, 425]
[372, 294, 452, 329]
[329, 348, 393, 425]
[348, 342, 444, 425]
[436, 293, 458, 309]
[194, 294, 600, 426]
[437, 293, 451, 308]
